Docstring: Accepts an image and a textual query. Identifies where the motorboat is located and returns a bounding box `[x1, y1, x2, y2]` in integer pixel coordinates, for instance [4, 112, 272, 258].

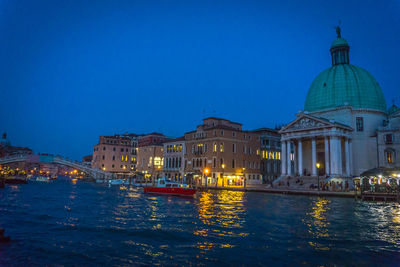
[35, 176, 50, 182]
[144, 177, 197, 196]
[108, 179, 124, 185]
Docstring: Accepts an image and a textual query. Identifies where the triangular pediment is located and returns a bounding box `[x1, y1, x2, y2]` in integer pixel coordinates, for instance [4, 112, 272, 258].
[280, 114, 351, 133]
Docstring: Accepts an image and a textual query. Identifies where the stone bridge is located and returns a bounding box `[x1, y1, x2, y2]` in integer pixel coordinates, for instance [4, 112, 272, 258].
[0, 154, 116, 179]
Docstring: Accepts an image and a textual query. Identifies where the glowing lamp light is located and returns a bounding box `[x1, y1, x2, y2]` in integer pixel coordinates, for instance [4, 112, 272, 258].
[221, 164, 225, 169]
[316, 163, 320, 169]
[204, 168, 209, 175]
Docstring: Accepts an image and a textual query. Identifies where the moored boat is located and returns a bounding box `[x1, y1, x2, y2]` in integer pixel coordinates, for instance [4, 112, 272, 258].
[144, 178, 197, 196]
[35, 176, 50, 182]
[108, 179, 124, 185]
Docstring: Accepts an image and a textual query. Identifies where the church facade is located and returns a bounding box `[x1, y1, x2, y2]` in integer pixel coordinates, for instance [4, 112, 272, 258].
[279, 28, 399, 178]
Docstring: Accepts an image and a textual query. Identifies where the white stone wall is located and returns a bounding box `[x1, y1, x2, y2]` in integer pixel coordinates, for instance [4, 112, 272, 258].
[312, 107, 387, 176]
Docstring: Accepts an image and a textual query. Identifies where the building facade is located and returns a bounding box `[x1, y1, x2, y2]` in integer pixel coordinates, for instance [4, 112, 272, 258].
[279, 27, 398, 179]
[137, 133, 166, 181]
[253, 128, 281, 184]
[377, 105, 400, 168]
[92, 134, 138, 175]
[184, 117, 262, 186]
[163, 137, 185, 182]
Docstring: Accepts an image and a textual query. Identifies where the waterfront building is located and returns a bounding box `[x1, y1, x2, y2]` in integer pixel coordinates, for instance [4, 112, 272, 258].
[279, 27, 398, 179]
[137, 133, 166, 181]
[252, 128, 281, 184]
[92, 134, 138, 176]
[377, 105, 400, 167]
[163, 137, 185, 182]
[184, 117, 261, 186]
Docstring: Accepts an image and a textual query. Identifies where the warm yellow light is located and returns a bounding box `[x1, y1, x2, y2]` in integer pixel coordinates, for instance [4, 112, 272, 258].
[204, 168, 209, 174]
[221, 164, 225, 169]
[316, 163, 320, 168]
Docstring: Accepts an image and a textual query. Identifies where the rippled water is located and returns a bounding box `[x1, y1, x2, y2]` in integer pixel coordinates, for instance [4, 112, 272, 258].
[1, 177, 400, 266]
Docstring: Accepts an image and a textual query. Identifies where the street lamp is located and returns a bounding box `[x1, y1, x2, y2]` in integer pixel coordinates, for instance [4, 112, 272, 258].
[243, 167, 246, 188]
[204, 168, 209, 187]
[316, 163, 321, 191]
[221, 164, 225, 187]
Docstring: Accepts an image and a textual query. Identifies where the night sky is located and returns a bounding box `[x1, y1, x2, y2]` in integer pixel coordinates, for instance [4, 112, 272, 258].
[1, 0, 399, 160]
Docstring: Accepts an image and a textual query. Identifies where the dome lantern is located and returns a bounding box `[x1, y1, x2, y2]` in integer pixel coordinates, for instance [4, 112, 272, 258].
[330, 26, 350, 65]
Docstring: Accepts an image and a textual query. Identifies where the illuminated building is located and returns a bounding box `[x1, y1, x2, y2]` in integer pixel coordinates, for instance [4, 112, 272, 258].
[252, 128, 282, 184]
[184, 117, 262, 186]
[163, 137, 185, 182]
[137, 133, 166, 181]
[279, 27, 399, 179]
[92, 134, 138, 176]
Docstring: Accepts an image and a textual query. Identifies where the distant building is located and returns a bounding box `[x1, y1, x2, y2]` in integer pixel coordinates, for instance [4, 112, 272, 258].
[184, 117, 262, 186]
[137, 133, 166, 181]
[0, 132, 33, 158]
[92, 134, 138, 175]
[163, 137, 185, 182]
[82, 155, 93, 166]
[252, 128, 281, 184]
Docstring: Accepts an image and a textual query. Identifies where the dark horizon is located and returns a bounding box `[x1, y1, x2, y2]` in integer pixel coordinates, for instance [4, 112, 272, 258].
[1, 0, 399, 160]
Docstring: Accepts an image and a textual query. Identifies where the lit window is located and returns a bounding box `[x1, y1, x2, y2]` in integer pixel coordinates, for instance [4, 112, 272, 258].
[121, 155, 124, 161]
[220, 143, 224, 152]
[257, 149, 260, 155]
[387, 150, 394, 163]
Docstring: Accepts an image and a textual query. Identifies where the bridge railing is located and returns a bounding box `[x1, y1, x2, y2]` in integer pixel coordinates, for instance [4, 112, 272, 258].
[1, 154, 117, 179]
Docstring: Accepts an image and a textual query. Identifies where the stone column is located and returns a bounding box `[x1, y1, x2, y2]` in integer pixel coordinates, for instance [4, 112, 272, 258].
[298, 139, 303, 176]
[324, 137, 330, 175]
[345, 138, 350, 176]
[311, 138, 317, 176]
[337, 137, 343, 176]
[329, 136, 337, 176]
[281, 140, 287, 176]
[287, 140, 292, 175]
[349, 139, 353, 176]
[294, 142, 298, 176]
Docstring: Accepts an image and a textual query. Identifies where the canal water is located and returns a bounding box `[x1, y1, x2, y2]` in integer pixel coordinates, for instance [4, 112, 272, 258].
[1, 177, 399, 266]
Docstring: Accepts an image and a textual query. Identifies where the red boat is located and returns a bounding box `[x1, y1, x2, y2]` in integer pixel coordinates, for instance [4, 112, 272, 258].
[144, 178, 197, 196]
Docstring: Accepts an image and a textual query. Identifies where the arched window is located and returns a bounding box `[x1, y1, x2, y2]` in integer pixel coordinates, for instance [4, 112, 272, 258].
[385, 149, 395, 164]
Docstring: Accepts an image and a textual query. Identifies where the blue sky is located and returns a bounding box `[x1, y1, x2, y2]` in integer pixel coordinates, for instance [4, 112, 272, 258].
[1, 0, 399, 160]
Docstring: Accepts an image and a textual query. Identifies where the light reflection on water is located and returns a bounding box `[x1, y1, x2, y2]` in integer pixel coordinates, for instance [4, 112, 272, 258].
[1, 178, 400, 266]
[303, 197, 331, 251]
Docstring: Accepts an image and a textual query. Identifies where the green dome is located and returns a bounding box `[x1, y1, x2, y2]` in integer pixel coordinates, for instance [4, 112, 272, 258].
[304, 64, 387, 112]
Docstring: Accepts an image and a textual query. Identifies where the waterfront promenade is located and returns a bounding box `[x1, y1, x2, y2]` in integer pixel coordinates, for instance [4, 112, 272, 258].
[199, 185, 358, 198]
[199, 184, 400, 202]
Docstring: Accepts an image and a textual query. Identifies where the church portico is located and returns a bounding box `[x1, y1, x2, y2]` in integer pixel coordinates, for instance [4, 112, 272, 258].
[279, 114, 353, 178]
